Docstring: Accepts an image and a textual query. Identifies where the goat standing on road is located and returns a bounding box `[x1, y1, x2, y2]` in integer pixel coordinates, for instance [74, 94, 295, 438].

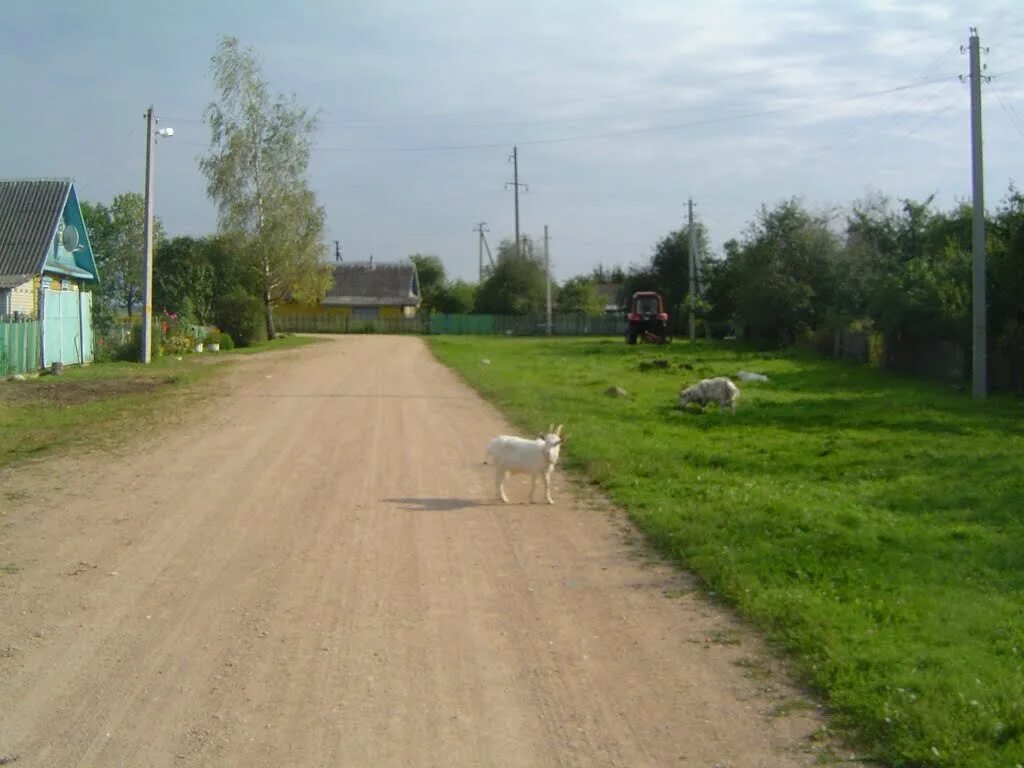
[484, 424, 565, 505]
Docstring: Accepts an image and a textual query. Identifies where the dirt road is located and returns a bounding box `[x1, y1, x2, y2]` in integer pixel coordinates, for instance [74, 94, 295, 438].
[0, 336, 837, 767]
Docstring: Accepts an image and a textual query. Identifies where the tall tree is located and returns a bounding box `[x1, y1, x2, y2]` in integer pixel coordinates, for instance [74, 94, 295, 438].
[408, 254, 446, 313]
[496, 235, 538, 264]
[621, 224, 708, 334]
[724, 200, 839, 343]
[81, 194, 164, 319]
[990, 187, 1024, 389]
[433, 279, 476, 314]
[555, 277, 603, 316]
[474, 252, 546, 315]
[200, 34, 331, 339]
[153, 236, 217, 323]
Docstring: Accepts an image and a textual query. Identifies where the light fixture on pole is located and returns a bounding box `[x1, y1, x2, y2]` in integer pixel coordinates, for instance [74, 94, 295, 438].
[139, 107, 174, 363]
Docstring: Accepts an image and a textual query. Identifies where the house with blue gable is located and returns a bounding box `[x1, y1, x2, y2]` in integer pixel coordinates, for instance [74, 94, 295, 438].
[0, 179, 100, 368]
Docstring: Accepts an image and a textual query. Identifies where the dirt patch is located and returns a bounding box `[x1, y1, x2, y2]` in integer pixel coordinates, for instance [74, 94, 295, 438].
[0, 376, 174, 407]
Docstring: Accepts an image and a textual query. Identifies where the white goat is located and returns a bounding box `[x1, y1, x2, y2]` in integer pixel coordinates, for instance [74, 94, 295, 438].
[677, 377, 740, 413]
[484, 424, 565, 505]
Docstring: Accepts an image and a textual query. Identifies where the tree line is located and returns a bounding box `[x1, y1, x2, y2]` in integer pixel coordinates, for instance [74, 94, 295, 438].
[418, 189, 1022, 386]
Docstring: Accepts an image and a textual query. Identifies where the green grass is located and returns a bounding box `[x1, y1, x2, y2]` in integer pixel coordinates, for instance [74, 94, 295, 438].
[428, 336, 1024, 768]
[232, 333, 323, 355]
[0, 334, 321, 471]
[0, 357, 215, 470]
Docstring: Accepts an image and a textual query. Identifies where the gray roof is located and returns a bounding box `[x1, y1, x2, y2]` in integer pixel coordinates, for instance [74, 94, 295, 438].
[0, 179, 72, 285]
[323, 261, 421, 307]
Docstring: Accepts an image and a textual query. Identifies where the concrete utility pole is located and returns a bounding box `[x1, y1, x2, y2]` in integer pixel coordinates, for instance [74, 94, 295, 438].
[139, 106, 172, 363]
[505, 147, 527, 258]
[140, 107, 156, 364]
[474, 221, 488, 281]
[688, 198, 697, 346]
[544, 225, 552, 335]
[965, 28, 988, 398]
[334, 240, 342, 262]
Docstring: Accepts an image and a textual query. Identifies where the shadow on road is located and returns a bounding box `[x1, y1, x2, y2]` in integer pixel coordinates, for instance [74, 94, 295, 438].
[384, 497, 483, 511]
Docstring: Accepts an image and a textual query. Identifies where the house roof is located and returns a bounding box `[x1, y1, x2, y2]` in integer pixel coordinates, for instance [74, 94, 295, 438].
[322, 261, 421, 307]
[0, 179, 73, 286]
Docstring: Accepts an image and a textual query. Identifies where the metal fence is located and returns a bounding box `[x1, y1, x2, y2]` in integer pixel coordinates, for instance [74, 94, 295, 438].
[0, 317, 40, 376]
[274, 312, 627, 337]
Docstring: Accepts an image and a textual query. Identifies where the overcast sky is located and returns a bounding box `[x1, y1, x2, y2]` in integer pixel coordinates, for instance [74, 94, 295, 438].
[3, 1, 1023, 282]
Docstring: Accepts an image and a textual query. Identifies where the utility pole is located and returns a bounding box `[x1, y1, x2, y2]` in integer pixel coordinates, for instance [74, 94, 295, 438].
[544, 225, 552, 335]
[138, 107, 172, 363]
[140, 106, 156, 364]
[505, 146, 527, 258]
[688, 198, 697, 346]
[334, 240, 342, 262]
[474, 221, 489, 281]
[965, 28, 988, 398]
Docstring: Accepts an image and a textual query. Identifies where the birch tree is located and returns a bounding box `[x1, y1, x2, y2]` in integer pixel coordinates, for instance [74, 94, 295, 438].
[200, 35, 331, 339]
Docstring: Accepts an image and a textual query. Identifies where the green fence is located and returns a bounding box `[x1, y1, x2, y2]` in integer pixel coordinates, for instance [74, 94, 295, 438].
[275, 312, 627, 337]
[274, 314, 426, 334]
[430, 313, 627, 336]
[0, 318, 40, 376]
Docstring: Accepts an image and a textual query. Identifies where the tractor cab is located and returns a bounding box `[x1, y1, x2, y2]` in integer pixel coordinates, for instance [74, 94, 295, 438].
[626, 291, 670, 344]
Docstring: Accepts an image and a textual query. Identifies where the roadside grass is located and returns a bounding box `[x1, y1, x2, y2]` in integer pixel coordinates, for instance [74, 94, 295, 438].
[0, 334, 321, 471]
[231, 333, 322, 355]
[428, 336, 1024, 768]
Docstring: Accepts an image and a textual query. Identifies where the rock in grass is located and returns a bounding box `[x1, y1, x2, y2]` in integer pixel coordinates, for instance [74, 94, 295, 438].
[604, 386, 629, 398]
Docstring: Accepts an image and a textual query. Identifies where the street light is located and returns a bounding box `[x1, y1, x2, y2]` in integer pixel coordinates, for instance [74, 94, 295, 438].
[140, 107, 174, 363]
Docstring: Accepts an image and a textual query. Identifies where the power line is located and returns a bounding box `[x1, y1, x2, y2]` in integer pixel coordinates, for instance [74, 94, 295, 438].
[170, 74, 960, 155]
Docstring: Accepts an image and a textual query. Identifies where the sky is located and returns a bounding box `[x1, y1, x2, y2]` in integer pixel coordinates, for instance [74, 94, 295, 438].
[2, 1, 1023, 283]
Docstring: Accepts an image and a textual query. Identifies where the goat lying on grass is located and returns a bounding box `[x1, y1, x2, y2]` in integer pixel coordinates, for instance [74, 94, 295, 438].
[677, 377, 740, 413]
[484, 424, 565, 504]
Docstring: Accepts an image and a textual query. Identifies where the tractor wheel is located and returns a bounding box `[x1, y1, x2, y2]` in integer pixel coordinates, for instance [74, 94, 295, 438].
[627, 331, 638, 345]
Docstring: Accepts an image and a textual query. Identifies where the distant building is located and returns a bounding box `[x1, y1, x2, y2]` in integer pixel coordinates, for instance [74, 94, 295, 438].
[276, 259, 422, 323]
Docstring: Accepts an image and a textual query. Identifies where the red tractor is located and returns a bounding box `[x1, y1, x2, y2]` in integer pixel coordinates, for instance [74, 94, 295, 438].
[625, 291, 670, 344]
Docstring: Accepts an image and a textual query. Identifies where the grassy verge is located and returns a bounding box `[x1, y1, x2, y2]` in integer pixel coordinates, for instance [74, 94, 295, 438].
[428, 336, 1024, 768]
[0, 334, 321, 471]
[231, 333, 323, 355]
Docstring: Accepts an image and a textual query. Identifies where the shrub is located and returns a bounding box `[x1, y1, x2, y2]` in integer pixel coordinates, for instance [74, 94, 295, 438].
[111, 324, 162, 361]
[214, 289, 266, 347]
[216, 331, 235, 350]
[162, 333, 194, 356]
